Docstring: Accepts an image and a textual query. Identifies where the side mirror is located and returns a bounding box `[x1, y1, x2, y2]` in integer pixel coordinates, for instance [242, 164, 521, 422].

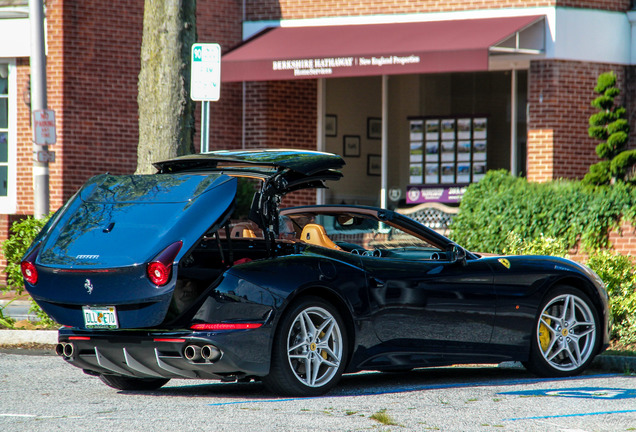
[447, 244, 467, 266]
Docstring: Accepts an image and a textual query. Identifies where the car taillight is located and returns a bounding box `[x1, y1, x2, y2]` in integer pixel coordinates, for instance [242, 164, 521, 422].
[21, 261, 38, 285]
[147, 241, 182, 286]
[21, 247, 40, 285]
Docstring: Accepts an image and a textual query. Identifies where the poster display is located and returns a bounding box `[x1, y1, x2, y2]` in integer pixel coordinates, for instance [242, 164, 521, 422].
[408, 115, 487, 187]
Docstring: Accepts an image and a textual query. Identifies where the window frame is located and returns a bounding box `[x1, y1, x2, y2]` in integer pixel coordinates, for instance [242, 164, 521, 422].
[0, 59, 17, 214]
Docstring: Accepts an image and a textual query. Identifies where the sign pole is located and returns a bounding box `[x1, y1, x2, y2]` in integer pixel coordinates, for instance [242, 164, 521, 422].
[190, 43, 221, 153]
[29, 0, 49, 218]
[201, 101, 210, 152]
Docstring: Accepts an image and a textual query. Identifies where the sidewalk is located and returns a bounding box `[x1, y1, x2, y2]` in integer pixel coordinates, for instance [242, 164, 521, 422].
[0, 296, 57, 346]
[0, 298, 37, 321]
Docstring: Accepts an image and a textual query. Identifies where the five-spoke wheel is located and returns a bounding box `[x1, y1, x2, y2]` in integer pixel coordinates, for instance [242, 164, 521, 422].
[263, 297, 347, 396]
[524, 286, 600, 377]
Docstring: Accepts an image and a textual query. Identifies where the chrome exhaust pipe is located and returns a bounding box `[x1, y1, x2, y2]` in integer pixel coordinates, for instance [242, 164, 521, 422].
[63, 343, 74, 358]
[56, 342, 74, 358]
[201, 345, 221, 362]
[184, 345, 202, 361]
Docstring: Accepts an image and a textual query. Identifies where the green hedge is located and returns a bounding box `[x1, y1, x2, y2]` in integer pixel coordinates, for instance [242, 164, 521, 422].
[451, 170, 636, 254]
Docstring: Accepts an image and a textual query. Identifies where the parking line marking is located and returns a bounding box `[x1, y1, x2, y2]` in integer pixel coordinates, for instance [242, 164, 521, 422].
[503, 409, 636, 421]
[206, 373, 620, 407]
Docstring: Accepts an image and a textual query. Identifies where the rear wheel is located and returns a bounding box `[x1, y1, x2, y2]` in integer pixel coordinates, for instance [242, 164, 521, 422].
[99, 374, 170, 391]
[524, 287, 600, 377]
[263, 297, 348, 396]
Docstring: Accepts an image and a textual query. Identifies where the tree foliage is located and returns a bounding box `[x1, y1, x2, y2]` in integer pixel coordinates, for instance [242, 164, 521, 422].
[136, 0, 197, 174]
[584, 71, 636, 185]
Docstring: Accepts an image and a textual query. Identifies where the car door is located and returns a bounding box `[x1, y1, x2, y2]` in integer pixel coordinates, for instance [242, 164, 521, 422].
[362, 250, 495, 353]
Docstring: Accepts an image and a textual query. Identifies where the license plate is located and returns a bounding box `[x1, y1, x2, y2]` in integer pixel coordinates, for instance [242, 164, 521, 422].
[83, 306, 119, 329]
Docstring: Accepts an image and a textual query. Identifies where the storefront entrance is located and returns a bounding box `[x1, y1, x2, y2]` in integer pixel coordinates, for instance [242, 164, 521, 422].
[322, 70, 528, 208]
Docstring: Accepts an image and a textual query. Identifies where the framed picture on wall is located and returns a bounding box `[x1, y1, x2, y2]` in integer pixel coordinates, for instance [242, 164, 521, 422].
[367, 154, 381, 176]
[343, 135, 361, 157]
[367, 117, 382, 139]
[325, 114, 337, 137]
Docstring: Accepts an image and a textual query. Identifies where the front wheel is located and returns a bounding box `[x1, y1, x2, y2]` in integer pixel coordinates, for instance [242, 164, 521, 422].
[99, 374, 170, 391]
[263, 297, 348, 396]
[524, 287, 600, 377]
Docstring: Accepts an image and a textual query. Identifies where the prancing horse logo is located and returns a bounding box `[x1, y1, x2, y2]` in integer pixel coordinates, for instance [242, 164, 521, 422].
[84, 279, 94, 295]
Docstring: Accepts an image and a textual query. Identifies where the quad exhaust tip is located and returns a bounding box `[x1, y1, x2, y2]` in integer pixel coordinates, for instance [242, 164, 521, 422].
[184, 344, 222, 363]
[184, 344, 202, 361]
[56, 342, 74, 358]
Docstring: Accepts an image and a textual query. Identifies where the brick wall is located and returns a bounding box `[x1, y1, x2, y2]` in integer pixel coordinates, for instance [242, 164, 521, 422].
[246, 0, 630, 20]
[243, 80, 319, 206]
[569, 219, 636, 263]
[527, 60, 627, 182]
[44, 0, 144, 207]
[197, 1, 244, 152]
[16, 59, 33, 215]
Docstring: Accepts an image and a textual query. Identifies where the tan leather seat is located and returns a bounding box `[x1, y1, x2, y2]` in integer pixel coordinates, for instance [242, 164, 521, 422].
[230, 224, 257, 238]
[300, 223, 342, 250]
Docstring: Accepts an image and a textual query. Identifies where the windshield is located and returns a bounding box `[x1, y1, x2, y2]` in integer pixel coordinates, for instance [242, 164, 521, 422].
[285, 211, 442, 254]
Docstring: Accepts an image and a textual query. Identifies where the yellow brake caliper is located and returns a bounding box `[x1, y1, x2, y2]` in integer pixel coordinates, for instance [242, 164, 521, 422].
[319, 331, 328, 360]
[539, 318, 552, 352]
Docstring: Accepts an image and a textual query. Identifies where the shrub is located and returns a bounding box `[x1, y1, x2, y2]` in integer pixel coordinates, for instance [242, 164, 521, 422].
[2, 216, 50, 295]
[451, 170, 636, 254]
[1, 214, 56, 328]
[503, 232, 568, 257]
[584, 70, 635, 185]
[586, 251, 636, 344]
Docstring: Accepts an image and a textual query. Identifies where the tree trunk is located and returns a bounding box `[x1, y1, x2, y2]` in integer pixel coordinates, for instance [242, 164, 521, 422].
[136, 0, 197, 174]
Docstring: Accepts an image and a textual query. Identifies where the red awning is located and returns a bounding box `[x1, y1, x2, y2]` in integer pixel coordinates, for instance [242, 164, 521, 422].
[221, 15, 544, 82]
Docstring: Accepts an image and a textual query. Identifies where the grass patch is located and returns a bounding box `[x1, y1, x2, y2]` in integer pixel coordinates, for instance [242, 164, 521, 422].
[370, 409, 398, 426]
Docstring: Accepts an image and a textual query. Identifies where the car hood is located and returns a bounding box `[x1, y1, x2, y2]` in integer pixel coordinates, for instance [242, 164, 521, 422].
[35, 173, 236, 268]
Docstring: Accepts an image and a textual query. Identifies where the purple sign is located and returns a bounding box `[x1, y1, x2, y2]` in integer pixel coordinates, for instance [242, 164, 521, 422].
[406, 184, 468, 204]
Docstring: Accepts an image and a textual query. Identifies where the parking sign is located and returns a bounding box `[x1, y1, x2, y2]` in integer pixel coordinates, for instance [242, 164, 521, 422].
[33, 109, 56, 145]
[191, 43, 221, 101]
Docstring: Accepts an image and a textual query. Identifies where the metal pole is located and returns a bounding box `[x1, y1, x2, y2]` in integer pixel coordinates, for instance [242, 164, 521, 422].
[380, 75, 388, 209]
[316, 78, 326, 205]
[201, 101, 210, 153]
[29, 0, 49, 218]
[510, 69, 518, 177]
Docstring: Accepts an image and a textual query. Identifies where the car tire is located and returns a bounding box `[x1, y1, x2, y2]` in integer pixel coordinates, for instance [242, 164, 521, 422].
[523, 286, 600, 377]
[263, 296, 348, 396]
[99, 374, 170, 391]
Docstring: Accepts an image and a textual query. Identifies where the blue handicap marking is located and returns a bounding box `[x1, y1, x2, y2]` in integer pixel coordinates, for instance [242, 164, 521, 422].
[499, 387, 636, 400]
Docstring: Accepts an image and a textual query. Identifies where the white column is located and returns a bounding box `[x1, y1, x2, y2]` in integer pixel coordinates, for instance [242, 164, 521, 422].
[380, 75, 388, 209]
[510, 69, 518, 177]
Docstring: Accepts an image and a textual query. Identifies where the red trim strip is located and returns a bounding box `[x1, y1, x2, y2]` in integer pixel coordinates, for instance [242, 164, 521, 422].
[190, 323, 263, 331]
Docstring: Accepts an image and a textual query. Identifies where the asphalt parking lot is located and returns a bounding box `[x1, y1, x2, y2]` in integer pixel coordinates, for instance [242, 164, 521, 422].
[1, 351, 635, 432]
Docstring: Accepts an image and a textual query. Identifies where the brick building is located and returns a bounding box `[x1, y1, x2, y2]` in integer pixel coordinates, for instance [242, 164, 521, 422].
[0, 0, 635, 262]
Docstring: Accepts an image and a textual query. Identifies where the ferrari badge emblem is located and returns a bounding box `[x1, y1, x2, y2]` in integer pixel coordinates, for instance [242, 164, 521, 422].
[84, 279, 94, 295]
[498, 258, 511, 269]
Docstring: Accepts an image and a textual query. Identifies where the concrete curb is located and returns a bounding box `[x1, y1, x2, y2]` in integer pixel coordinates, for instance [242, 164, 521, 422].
[0, 329, 57, 346]
[592, 354, 636, 373]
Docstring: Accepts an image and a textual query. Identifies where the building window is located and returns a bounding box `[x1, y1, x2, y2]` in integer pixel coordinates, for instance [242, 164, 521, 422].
[0, 66, 9, 197]
[0, 61, 17, 213]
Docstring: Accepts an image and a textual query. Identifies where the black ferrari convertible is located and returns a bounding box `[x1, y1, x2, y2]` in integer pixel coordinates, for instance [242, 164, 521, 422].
[22, 149, 610, 396]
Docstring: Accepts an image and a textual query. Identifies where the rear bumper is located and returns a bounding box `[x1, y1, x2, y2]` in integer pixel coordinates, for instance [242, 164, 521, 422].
[57, 326, 272, 380]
